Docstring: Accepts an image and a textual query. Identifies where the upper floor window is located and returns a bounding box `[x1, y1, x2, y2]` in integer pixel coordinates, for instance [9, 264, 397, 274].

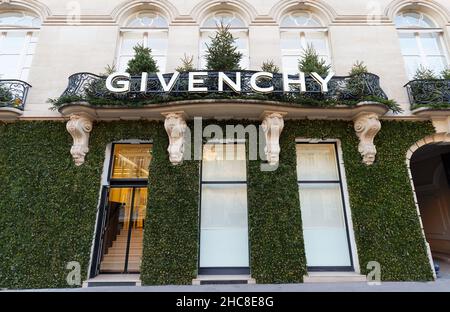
[117, 12, 168, 73]
[396, 11, 449, 79]
[0, 11, 41, 81]
[280, 11, 330, 74]
[199, 11, 249, 69]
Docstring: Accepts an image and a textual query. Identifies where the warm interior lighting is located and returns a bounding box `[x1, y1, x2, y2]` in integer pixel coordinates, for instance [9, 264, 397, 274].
[111, 144, 152, 179]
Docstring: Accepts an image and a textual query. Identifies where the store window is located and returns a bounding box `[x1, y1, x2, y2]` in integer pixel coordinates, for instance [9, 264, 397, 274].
[296, 143, 353, 270]
[280, 11, 330, 74]
[199, 11, 249, 69]
[0, 11, 41, 81]
[117, 12, 168, 72]
[396, 11, 449, 79]
[199, 142, 249, 275]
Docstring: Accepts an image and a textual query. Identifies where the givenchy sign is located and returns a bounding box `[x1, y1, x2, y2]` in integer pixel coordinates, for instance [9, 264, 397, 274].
[105, 71, 335, 94]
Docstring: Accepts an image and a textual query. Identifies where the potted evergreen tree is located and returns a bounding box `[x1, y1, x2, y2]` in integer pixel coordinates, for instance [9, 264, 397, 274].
[298, 44, 331, 77]
[205, 23, 243, 71]
[127, 44, 159, 75]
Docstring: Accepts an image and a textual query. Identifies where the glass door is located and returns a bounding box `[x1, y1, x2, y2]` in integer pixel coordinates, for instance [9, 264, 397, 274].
[296, 143, 353, 270]
[92, 143, 152, 276]
[99, 187, 147, 273]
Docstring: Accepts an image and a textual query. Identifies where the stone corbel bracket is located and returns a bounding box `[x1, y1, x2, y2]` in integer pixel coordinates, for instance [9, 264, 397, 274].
[66, 114, 94, 166]
[163, 111, 188, 165]
[261, 111, 286, 165]
[353, 112, 382, 165]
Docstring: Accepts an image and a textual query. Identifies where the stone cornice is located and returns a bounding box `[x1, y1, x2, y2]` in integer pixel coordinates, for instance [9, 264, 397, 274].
[57, 100, 389, 122]
[42, 15, 117, 26]
[34, 14, 400, 27]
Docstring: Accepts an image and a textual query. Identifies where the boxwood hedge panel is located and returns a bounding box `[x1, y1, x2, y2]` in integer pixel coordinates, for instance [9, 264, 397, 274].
[276, 120, 435, 281]
[0, 118, 435, 289]
[0, 120, 200, 288]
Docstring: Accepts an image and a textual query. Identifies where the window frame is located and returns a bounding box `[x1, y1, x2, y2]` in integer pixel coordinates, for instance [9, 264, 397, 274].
[396, 12, 450, 79]
[116, 12, 169, 73]
[198, 11, 249, 70]
[296, 141, 354, 272]
[198, 140, 250, 275]
[107, 142, 153, 187]
[0, 11, 40, 80]
[280, 12, 331, 74]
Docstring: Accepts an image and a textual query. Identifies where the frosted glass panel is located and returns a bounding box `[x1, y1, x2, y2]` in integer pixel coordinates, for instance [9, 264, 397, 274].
[281, 32, 302, 53]
[200, 184, 249, 267]
[1, 32, 26, 53]
[121, 32, 143, 55]
[399, 33, 419, 55]
[233, 31, 248, 50]
[299, 184, 345, 228]
[296, 144, 339, 181]
[148, 31, 168, 54]
[299, 183, 351, 267]
[404, 56, 420, 79]
[118, 56, 132, 72]
[427, 56, 446, 73]
[305, 32, 327, 56]
[302, 228, 351, 267]
[0, 55, 20, 77]
[202, 144, 246, 182]
[420, 33, 442, 55]
[153, 56, 166, 73]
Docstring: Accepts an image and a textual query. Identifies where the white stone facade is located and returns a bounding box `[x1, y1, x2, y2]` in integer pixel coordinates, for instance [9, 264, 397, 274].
[0, 0, 449, 119]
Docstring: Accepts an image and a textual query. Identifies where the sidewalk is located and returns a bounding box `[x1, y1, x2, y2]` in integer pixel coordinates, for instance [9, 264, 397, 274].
[17, 275, 450, 292]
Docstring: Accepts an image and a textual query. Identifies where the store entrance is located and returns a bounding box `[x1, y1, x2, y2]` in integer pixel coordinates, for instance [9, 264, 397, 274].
[98, 187, 147, 273]
[410, 143, 450, 277]
[90, 143, 152, 277]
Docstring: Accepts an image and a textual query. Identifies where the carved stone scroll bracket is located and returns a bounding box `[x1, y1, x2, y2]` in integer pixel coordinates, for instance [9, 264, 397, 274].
[66, 114, 94, 166]
[353, 112, 382, 165]
[261, 111, 286, 166]
[163, 111, 188, 165]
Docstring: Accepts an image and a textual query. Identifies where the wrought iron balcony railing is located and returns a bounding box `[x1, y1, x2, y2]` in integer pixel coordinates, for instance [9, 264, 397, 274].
[0, 79, 32, 110]
[57, 71, 391, 109]
[405, 79, 450, 109]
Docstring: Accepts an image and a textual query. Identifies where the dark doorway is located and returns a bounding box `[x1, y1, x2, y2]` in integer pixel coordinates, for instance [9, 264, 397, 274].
[411, 143, 450, 278]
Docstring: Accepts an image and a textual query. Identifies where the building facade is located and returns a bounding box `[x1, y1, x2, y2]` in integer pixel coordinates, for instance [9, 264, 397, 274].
[1, 0, 450, 288]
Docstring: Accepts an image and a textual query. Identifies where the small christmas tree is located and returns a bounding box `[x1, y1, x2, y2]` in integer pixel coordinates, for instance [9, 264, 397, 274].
[349, 61, 368, 76]
[298, 44, 331, 77]
[413, 65, 437, 80]
[442, 67, 450, 80]
[126, 44, 159, 75]
[205, 23, 243, 71]
[261, 60, 280, 73]
[347, 61, 369, 98]
[175, 54, 195, 72]
[102, 63, 117, 76]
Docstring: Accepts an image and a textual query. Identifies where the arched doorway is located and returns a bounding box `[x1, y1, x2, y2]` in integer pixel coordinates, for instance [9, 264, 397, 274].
[410, 139, 450, 279]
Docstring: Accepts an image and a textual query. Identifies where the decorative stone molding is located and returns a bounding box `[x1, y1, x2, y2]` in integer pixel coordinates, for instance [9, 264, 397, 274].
[261, 111, 286, 165]
[66, 114, 93, 166]
[163, 112, 187, 165]
[353, 112, 381, 165]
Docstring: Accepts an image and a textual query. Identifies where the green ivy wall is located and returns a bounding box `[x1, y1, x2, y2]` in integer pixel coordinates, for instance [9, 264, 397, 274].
[0, 119, 434, 289]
